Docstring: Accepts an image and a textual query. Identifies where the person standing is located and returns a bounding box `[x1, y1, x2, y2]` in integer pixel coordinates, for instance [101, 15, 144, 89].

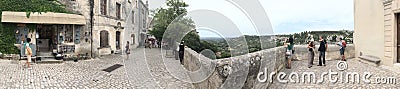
[307, 40, 315, 68]
[338, 38, 347, 61]
[24, 38, 33, 69]
[318, 36, 328, 66]
[179, 41, 185, 64]
[285, 37, 294, 69]
[125, 41, 130, 60]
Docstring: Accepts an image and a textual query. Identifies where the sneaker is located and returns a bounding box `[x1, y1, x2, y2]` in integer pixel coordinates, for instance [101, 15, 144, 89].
[27, 67, 32, 70]
[323, 64, 326, 66]
[317, 65, 322, 66]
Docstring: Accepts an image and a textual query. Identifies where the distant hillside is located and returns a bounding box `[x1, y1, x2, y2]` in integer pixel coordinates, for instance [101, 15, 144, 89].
[200, 30, 353, 59]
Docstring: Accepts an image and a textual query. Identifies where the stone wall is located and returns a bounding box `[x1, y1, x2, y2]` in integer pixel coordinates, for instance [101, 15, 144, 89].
[182, 45, 354, 88]
[292, 44, 355, 61]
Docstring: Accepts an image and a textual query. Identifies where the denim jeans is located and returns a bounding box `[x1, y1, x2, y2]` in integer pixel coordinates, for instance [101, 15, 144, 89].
[319, 51, 326, 65]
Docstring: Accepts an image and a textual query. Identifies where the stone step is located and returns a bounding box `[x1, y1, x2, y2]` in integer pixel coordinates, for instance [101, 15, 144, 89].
[36, 58, 63, 64]
[358, 55, 380, 66]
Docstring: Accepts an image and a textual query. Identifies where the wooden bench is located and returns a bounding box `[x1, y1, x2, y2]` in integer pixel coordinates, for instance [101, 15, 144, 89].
[359, 55, 381, 65]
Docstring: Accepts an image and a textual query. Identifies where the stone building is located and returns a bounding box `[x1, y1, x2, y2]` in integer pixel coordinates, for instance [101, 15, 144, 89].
[60, 0, 150, 56]
[354, 0, 400, 67]
[1, 0, 150, 58]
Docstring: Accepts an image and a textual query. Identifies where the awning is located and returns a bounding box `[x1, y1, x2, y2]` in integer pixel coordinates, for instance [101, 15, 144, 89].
[1, 11, 86, 25]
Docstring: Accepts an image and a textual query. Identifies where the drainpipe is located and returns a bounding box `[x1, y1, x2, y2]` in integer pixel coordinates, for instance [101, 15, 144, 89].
[89, 0, 94, 58]
[138, 0, 144, 46]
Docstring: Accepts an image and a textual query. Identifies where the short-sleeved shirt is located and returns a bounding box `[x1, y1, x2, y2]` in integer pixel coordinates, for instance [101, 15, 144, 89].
[287, 43, 294, 50]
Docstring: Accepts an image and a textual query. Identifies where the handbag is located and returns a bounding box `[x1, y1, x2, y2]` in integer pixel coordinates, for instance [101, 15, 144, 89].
[285, 50, 291, 56]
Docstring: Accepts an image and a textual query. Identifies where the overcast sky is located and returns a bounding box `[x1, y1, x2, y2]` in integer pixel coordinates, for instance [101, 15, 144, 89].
[147, 0, 354, 37]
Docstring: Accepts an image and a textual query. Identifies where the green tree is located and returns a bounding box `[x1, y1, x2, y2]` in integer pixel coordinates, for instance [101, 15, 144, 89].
[150, 0, 188, 41]
[149, 0, 218, 53]
[0, 0, 69, 54]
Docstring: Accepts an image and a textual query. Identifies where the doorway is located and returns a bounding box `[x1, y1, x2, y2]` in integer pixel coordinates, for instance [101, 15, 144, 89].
[131, 34, 135, 45]
[37, 25, 58, 57]
[116, 31, 121, 50]
[397, 13, 400, 63]
[37, 25, 56, 52]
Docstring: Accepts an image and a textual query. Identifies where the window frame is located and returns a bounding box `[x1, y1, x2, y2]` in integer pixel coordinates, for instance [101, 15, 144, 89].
[100, 0, 107, 15]
[116, 2, 121, 19]
[100, 30, 110, 48]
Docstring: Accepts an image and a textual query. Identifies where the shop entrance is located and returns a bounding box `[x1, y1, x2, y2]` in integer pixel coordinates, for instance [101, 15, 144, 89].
[37, 25, 57, 56]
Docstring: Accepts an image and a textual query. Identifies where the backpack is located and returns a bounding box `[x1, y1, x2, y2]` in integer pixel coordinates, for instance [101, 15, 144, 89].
[342, 41, 347, 48]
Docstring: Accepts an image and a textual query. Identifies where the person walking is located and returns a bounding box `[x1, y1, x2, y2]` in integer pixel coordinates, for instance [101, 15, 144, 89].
[285, 37, 294, 69]
[24, 38, 33, 69]
[318, 36, 328, 66]
[307, 40, 315, 68]
[125, 41, 130, 60]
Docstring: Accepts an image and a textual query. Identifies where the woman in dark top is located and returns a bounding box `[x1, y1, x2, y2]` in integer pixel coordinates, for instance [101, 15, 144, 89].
[286, 37, 294, 69]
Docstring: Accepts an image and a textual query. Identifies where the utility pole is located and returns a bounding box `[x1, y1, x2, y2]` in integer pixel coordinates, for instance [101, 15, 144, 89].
[138, 0, 142, 47]
[89, 0, 94, 58]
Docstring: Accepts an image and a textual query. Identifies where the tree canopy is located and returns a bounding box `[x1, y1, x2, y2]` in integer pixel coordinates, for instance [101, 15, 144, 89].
[149, 0, 218, 54]
[150, 0, 189, 41]
[0, 0, 69, 15]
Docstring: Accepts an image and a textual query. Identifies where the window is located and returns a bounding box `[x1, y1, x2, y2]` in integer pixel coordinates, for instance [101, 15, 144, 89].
[143, 19, 146, 28]
[100, 30, 109, 48]
[100, 0, 107, 15]
[64, 25, 74, 43]
[116, 3, 121, 19]
[132, 11, 135, 23]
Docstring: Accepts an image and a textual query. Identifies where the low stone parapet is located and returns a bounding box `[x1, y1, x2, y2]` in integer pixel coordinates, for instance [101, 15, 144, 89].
[182, 44, 354, 88]
[293, 44, 355, 61]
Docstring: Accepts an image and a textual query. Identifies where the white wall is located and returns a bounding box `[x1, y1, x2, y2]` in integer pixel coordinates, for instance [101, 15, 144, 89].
[354, 0, 385, 61]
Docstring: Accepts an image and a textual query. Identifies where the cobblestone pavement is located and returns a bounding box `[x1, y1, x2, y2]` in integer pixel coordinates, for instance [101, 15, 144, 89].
[269, 58, 400, 88]
[5, 48, 400, 88]
[0, 48, 193, 88]
[0, 55, 131, 88]
[124, 48, 193, 88]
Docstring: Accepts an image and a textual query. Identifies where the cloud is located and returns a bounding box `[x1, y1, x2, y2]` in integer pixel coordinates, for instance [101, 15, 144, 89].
[260, 0, 354, 34]
[147, 0, 354, 36]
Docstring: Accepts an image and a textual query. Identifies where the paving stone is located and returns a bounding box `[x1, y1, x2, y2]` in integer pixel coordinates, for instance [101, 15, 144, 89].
[269, 58, 400, 88]
[0, 48, 193, 88]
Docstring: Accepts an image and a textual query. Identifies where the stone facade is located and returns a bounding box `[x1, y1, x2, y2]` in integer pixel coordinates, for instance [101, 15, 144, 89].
[183, 45, 355, 88]
[354, 0, 400, 67]
[59, 0, 149, 56]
